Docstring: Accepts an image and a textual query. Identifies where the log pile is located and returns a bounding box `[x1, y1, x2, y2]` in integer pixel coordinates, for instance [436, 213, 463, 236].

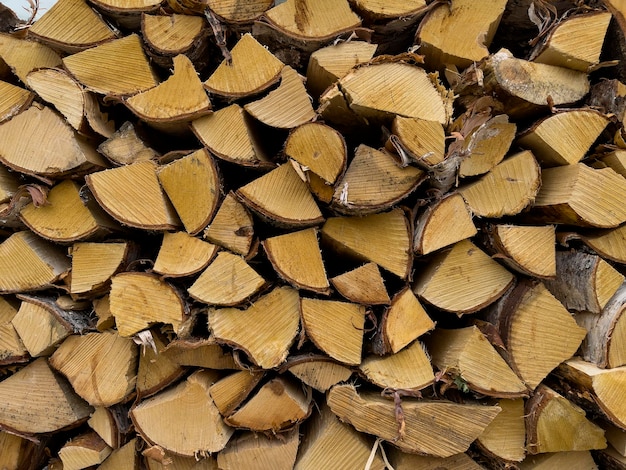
[3, 0, 626, 468]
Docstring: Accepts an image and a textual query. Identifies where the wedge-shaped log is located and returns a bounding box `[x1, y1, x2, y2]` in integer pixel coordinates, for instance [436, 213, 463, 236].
[576, 283, 626, 368]
[322, 208, 412, 279]
[203, 192, 255, 256]
[426, 326, 528, 398]
[145, 452, 218, 469]
[0, 104, 106, 178]
[204, 33, 283, 98]
[236, 163, 323, 227]
[192, 104, 272, 168]
[165, 338, 239, 370]
[283, 354, 353, 392]
[332, 144, 425, 215]
[0, 81, 33, 124]
[153, 232, 217, 278]
[485, 280, 587, 390]
[97, 121, 157, 165]
[263, 227, 329, 294]
[417, 0, 507, 70]
[86, 160, 180, 230]
[300, 297, 365, 366]
[0, 296, 28, 365]
[327, 384, 501, 457]
[0, 33, 61, 83]
[131, 370, 233, 457]
[331, 262, 390, 306]
[544, 251, 624, 314]
[517, 110, 609, 167]
[207, 0, 273, 23]
[89, 0, 161, 29]
[414, 239, 514, 315]
[519, 451, 599, 469]
[414, 193, 477, 255]
[294, 404, 386, 470]
[458, 150, 541, 218]
[360, 340, 434, 391]
[530, 11, 612, 71]
[0, 430, 47, 470]
[244, 66, 316, 129]
[225, 377, 311, 432]
[525, 384, 606, 454]
[532, 164, 626, 228]
[49, 330, 137, 407]
[27, 0, 116, 52]
[63, 34, 157, 96]
[559, 224, 626, 265]
[188, 251, 266, 306]
[135, 329, 186, 399]
[217, 428, 299, 470]
[58, 431, 112, 469]
[556, 358, 626, 430]
[0, 357, 92, 434]
[110, 272, 186, 337]
[157, 148, 220, 235]
[476, 398, 526, 463]
[0, 231, 70, 294]
[97, 438, 138, 470]
[387, 448, 483, 470]
[70, 241, 130, 298]
[599, 149, 626, 178]
[209, 370, 264, 417]
[209, 286, 300, 369]
[482, 224, 556, 279]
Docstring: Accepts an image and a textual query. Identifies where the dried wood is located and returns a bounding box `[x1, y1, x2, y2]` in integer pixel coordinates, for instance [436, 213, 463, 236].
[0, 33, 62, 83]
[207, 0, 273, 24]
[519, 450, 598, 469]
[70, 241, 130, 298]
[0, 81, 33, 123]
[153, 231, 217, 278]
[203, 192, 255, 256]
[135, 329, 186, 398]
[387, 448, 483, 470]
[476, 398, 526, 463]
[97, 121, 158, 165]
[217, 429, 299, 470]
[87, 406, 122, 448]
[283, 354, 353, 392]
[208, 369, 264, 417]
[0, 296, 28, 365]
[58, 431, 112, 469]
[97, 438, 139, 470]
[330, 262, 390, 306]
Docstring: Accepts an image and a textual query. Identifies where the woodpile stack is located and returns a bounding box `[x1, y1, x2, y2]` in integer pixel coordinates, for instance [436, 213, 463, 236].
[3, 0, 626, 468]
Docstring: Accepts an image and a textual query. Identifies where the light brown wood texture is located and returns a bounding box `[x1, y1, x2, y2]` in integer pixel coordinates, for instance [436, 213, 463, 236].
[208, 369, 264, 417]
[561, 224, 626, 265]
[0, 297, 29, 366]
[284, 355, 353, 392]
[87, 406, 121, 448]
[387, 448, 483, 470]
[203, 192, 255, 256]
[70, 241, 129, 297]
[153, 231, 217, 278]
[141, 13, 207, 67]
[136, 330, 186, 398]
[519, 451, 599, 470]
[165, 338, 239, 370]
[330, 262, 390, 305]
[97, 438, 139, 470]
[476, 398, 526, 463]
[207, 0, 273, 23]
[0, 33, 62, 83]
[58, 431, 112, 469]
[88, 0, 161, 29]
[97, 121, 158, 165]
[217, 429, 299, 470]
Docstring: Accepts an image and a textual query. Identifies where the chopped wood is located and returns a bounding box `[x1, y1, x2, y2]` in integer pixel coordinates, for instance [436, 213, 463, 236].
[70, 241, 130, 298]
[387, 448, 483, 469]
[388, 116, 445, 166]
[476, 398, 526, 463]
[0, 33, 62, 83]
[217, 429, 299, 470]
[87, 406, 122, 448]
[519, 450, 599, 469]
[97, 438, 139, 470]
[207, 0, 273, 24]
[283, 354, 353, 392]
[153, 231, 217, 277]
[209, 369, 264, 417]
[0, 430, 46, 470]
[58, 431, 111, 469]
[164, 338, 239, 370]
[97, 121, 158, 165]
[330, 262, 390, 306]
[136, 329, 186, 398]
[203, 192, 255, 256]
[0, 296, 28, 365]
[559, 224, 626, 265]
[145, 451, 218, 469]
[89, 0, 161, 29]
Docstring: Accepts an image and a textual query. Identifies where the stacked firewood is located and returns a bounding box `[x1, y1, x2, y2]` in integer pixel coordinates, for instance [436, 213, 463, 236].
[3, 0, 626, 468]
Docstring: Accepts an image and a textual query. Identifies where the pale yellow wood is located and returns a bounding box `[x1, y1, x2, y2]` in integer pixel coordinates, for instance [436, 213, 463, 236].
[153, 232, 217, 278]
[11, 298, 71, 357]
[209, 286, 300, 368]
[90, 0, 161, 15]
[0, 297, 28, 364]
[491, 225, 556, 278]
[165, 338, 239, 370]
[217, 429, 299, 470]
[360, 340, 434, 390]
[300, 297, 365, 366]
[86, 160, 181, 230]
[0, 431, 37, 470]
[263, 227, 329, 294]
[203, 192, 254, 256]
[331, 262, 390, 305]
[351, 0, 426, 18]
[93, 295, 115, 331]
[414, 239, 514, 315]
[97, 121, 158, 165]
[477, 398, 526, 462]
[145, 452, 218, 470]
[207, 0, 273, 22]
[0, 163, 20, 204]
[63, 34, 158, 95]
[603, 422, 626, 456]
[204, 33, 284, 98]
[390, 116, 445, 166]
[322, 208, 411, 278]
[579, 224, 626, 264]
[88, 407, 120, 448]
[286, 356, 353, 392]
[97, 438, 138, 470]
[236, 163, 323, 227]
[136, 330, 185, 398]
[141, 13, 204, 55]
[0, 81, 33, 124]
[70, 242, 128, 297]
[414, 193, 477, 255]
[519, 451, 598, 469]
[245, 66, 316, 129]
[192, 104, 271, 167]
[131, 370, 233, 457]
[599, 149, 626, 178]
[110, 272, 186, 336]
[59, 432, 112, 470]
[517, 110, 609, 166]
[0, 33, 62, 83]
[388, 448, 483, 469]
[208, 370, 264, 417]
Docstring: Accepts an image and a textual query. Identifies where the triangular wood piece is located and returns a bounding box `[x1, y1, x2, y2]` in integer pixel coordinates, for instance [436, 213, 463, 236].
[458, 150, 541, 218]
[389, 116, 445, 166]
[331, 262, 390, 306]
[207, 0, 273, 23]
[144, 452, 218, 469]
[476, 398, 526, 463]
[322, 208, 412, 279]
[350, 0, 426, 20]
[20, 179, 118, 243]
[27, 0, 115, 52]
[0, 357, 92, 434]
[284, 355, 353, 392]
[236, 163, 323, 227]
[110, 272, 186, 337]
[598, 148, 626, 177]
[414, 193, 477, 255]
[360, 340, 434, 391]
[209, 286, 300, 369]
[263, 227, 330, 294]
[97, 121, 158, 165]
[126, 54, 212, 132]
[562, 224, 626, 264]
[0, 81, 33, 124]
[244, 66, 316, 129]
[525, 384, 606, 454]
[327, 384, 501, 457]
[97, 438, 139, 470]
[70, 241, 130, 298]
[426, 326, 528, 398]
[63, 34, 158, 96]
[517, 109, 609, 166]
[331, 144, 425, 215]
[188, 251, 266, 306]
[519, 451, 598, 469]
[486, 280, 587, 390]
[204, 33, 284, 98]
[86, 160, 181, 230]
[141, 13, 206, 67]
[413, 239, 515, 315]
[136, 330, 186, 399]
[300, 297, 365, 366]
[165, 338, 239, 370]
[0, 33, 62, 83]
[482, 224, 556, 279]
[203, 192, 255, 256]
[388, 450, 483, 469]
[225, 377, 311, 432]
[209, 370, 264, 417]
[153, 231, 217, 278]
[532, 164, 626, 228]
[131, 370, 233, 457]
[217, 428, 299, 470]
[157, 148, 221, 235]
[284, 122, 347, 185]
[0, 231, 70, 294]
[88, 0, 161, 29]
[376, 287, 435, 354]
[0, 431, 46, 470]
[58, 431, 112, 468]
[192, 104, 273, 167]
[0, 104, 106, 178]
[0, 297, 28, 365]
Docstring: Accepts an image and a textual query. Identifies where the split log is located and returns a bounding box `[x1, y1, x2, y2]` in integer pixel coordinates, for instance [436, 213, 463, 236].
[153, 231, 217, 278]
[135, 329, 186, 398]
[97, 121, 158, 165]
[475, 398, 526, 464]
[58, 431, 112, 470]
[330, 262, 390, 306]
[208, 369, 264, 417]
[88, 0, 161, 29]
[87, 406, 125, 449]
[519, 451, 599, 469]
[387, 448, 483, 470]
[97, 438, 139, 470]
[0, 33, 62, 83]
[558, 224, 626, 265]
[0, 81, 33, 124]
[203, 192, 255, 256]
[0, 296, 28, 365]
[217, 428, 299, 470]
[283, 354, 353, 392]
[69, 241, 131, 298]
